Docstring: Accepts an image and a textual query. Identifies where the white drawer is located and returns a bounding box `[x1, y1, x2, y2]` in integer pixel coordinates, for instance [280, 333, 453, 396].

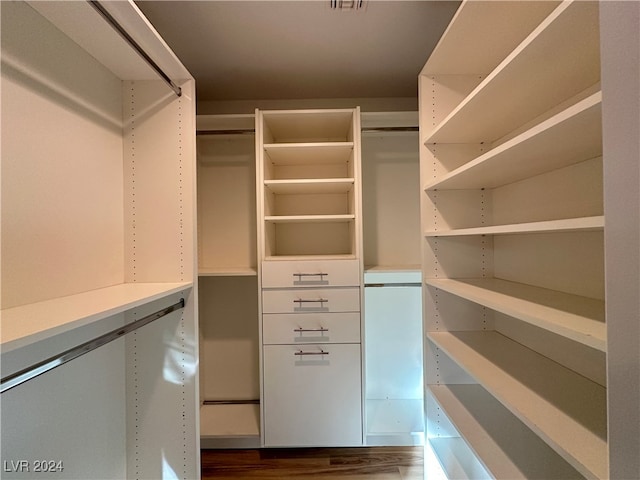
[263, 343, 363, 447]
[262, 287, 360, 314]
[262, 312, 361, 345]
[262, 259, 360, 288]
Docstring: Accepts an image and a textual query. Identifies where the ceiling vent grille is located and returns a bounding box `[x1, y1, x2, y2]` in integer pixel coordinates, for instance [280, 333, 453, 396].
[330, 0, 365, 10]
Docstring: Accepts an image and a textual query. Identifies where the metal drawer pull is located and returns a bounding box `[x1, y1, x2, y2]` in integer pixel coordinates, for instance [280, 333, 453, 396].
[294, 349, 329, 356]
[294, 327, 329, 333]
[294, 298, 328, 307]
[293, 272, 328, 280]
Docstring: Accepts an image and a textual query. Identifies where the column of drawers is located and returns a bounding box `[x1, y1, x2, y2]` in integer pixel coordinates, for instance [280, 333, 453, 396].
[261, 259, 363, 447]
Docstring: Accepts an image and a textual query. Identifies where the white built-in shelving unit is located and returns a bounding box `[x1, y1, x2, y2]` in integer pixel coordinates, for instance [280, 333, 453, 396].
[257, 108, 364, 447]
[196, 114, 261, 447]
[419, 1, 609, 478]
[1, 1, 198, 478]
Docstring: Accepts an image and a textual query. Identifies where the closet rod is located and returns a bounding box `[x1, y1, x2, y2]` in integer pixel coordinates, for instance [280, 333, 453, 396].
[361, 126, 418, 133]
[0, 299, 185, 394]
[87, 0, 182, 97]
[364, 282, 422, 288]
[196, 129, 255, 136]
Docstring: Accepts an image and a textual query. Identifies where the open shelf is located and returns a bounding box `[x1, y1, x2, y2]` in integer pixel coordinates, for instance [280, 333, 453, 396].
[1, 282, 192, 352]
[425, 216, 604, 238]
[429, 384, 583, 479]
[265, 214, 355, 223]
[264, 143, 354, 164]
[425, 92, 602, 190]
[198, 268, 257, 277]
[262, 110, 355, 143]
[426, 277, 605, 351]
[200, 403, 260, 438]
[425, 1, 600, 145]
[429, 437, 491, 480]
[428, 330, 607, 479]
[264, 178, 354, 195]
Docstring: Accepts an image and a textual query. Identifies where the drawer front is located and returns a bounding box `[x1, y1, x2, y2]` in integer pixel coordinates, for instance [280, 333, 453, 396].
[262, 259, 360, 288]
[263, 344, 363, 447]
[262, 312, 361, 345]
[262, 287, 360, 314]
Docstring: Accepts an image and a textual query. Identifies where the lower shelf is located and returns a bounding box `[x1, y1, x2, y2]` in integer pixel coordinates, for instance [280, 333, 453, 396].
[200, 403, 260, 448]
[429, 384, 583, 479]
[429, 437, 491, 480]
[428, 331, 607, 479]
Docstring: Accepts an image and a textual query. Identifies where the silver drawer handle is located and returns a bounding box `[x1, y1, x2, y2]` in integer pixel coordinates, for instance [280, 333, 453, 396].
[294, 327, 329, 333]
[294, 349, 329, 356]
[294, 298, 328, 307]
[293, 272, 328, 280]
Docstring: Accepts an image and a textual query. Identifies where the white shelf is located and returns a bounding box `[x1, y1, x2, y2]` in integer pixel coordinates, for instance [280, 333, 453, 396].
[429, 384, 583, 479]
[429, 437, 491, 480]
[425, 92, 602, 190]
[425, 216, 604, 238]
[264, 254, 357, 262]
[428, 330, 607, 479]
[262, 109, 355, 142]
[264, 214, 355, 223]
[198, 268, 257, 277]
[264, 178, 354, 195]
[422, 1, 560, 76]
[200, 403, 260, 438]
[364, 264, 422, 274]
[425, 1, 600, 144]
[264, 143, 354, 165]
[1, 282, 192, 352]
[426, 277, 606, 351]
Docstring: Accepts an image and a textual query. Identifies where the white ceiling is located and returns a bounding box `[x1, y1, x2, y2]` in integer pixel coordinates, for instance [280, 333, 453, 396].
[135, 1, 460, 102]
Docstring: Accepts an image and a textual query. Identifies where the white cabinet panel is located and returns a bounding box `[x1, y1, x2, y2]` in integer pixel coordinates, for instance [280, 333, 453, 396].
[261, 259, 360, 288]
[263, 312, 361, 345]
[263, 343, 363, 447]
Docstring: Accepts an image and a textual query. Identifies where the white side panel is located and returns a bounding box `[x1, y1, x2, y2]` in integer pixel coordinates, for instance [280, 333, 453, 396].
[600, 2, 640, 478]
[125, 291, 198, 480]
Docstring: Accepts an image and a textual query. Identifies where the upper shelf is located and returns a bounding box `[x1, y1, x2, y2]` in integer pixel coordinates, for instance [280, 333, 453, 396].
[422, 1, 560, 76]
[262, 109, 355, 143]
[264, 143, 354, 166]
[1, 282, 192, 352]
[425, 1, 600, 145]
[425, 277, 606, 352]
[425, 92, 602, 190]
[428, 330, 607, 480]
[264, 178, 354, 195]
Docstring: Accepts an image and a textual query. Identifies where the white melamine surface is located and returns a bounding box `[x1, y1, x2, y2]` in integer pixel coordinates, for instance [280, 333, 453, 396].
[426, 1, 600, 144]
[429, 384, 582, 479]
[264, 178, 354, 195]
[428, 331, 607, 479]
[429, 437, 491, 480]
[265, 214, 355, 223]
[424, 92, 602, 190]
[262, 258, 360, 288]
[1, 282, 191, 352]
[264, 143, 354, 165]
[262, 312, 361, 345]
[200, 404, 260, 438]
[262, 287, 360, 314]
[198, 268, 258, 277]
[262, 110, 354, 143]
[426, 277, 605, 351]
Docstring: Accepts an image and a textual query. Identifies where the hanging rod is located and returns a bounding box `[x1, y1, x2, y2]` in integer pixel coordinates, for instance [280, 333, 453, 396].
[87, 0, 182, 97]
[203, 399, 260, 405]
[364, 282, 422, 288]
[361, 126, 419, 133]
[196, 129, 256, 136]
[0, 299, 185, 394]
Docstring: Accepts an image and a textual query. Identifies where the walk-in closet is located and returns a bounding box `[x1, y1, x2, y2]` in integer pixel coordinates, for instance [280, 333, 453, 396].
[2, 1, 638, 479]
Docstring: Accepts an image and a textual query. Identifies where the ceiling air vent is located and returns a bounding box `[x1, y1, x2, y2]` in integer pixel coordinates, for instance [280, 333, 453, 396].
[330, 0, 365, 10]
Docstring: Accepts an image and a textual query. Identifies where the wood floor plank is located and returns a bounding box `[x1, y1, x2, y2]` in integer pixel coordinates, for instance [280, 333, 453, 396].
[201, 447, 423, 479]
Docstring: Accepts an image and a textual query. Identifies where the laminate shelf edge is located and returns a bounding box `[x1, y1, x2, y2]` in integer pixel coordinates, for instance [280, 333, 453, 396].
[426, 277, 606, 351]
[429, 384, 586, 479]
[1, 282, 193, 352]
[198, 268, 257, 277]
[264, 178, 355, 195]
[428, 330, 608, 479]
[424, 92, 602, 191]
[264, 214, 355, 223]
[263, 143, 354, 165]
[425, 1, 600, 145]
[424, 216, 604, 238]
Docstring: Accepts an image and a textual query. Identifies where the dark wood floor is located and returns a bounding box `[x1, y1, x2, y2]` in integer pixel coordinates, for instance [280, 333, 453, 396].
[201, 447, 424, 480]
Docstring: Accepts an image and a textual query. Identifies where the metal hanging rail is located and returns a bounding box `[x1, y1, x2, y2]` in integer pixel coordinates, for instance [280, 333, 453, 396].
[0, 299, 185, 394]
[87, 0, 182, 97]
[364, 282, 422, 288]
[361, 126, 419, 133]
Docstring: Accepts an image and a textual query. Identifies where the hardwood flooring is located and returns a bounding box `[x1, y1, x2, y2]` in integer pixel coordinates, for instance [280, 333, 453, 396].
[201, 447, 424, 480]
